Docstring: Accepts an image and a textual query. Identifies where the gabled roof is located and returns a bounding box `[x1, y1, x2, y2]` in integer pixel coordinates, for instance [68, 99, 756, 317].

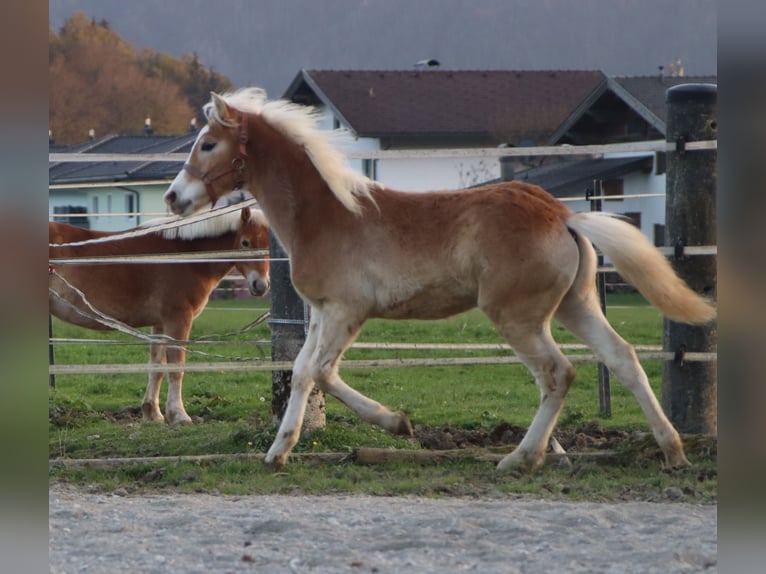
[549, 74, 717, 144]
[284, 69, 607, 145]
[49, 133, 196, 185]
[609, 75, 717, 133]
[488, 155, 654, 198]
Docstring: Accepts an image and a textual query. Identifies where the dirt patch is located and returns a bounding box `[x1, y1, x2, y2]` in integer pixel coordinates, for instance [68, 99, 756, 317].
[92, 409, 717, 464]
[103, 405, 143, 424]
[416, 420, 646, 452]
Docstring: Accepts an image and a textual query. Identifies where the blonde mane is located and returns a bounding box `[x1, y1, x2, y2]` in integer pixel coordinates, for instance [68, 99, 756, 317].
[205, 87, 378, 215]
[141, 207, 267, 240]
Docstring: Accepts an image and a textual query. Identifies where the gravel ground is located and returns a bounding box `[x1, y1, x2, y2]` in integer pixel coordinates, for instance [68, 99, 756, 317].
[49, 483, 716, 573]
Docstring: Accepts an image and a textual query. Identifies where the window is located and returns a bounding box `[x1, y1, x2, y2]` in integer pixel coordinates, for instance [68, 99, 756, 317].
[91, 195, 99, 214]
[53, 205, 89, 229]
[655, 152, 667, 175]
[362, 159, 377, 180]
[621, 211, 642, 229]
[603, 179, 624, 202]
[125, 193, 136, 219]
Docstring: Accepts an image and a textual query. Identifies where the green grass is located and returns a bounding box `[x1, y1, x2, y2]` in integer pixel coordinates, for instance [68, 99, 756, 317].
[49, 293, 716, 502]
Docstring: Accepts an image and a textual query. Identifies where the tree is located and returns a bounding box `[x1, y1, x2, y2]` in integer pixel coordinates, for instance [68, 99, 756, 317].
[49, 13, 231, 144]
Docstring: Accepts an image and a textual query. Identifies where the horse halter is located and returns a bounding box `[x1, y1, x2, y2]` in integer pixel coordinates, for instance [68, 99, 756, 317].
[182, 113, 249, 204]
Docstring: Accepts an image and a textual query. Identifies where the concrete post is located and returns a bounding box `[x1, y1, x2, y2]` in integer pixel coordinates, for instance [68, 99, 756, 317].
[662, 83, 717, 434]
[269, 232, 325, 432]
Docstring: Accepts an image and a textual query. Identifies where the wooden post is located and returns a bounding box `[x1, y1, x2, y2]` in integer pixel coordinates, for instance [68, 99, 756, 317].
[49, 313, 56, 388]
[268, 232, 325, 432]
[662, 83, 717, 434]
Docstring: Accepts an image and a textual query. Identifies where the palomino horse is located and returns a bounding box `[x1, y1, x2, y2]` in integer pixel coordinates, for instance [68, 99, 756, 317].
[165, 88, 716, 470]
[49, 206, 270, 425]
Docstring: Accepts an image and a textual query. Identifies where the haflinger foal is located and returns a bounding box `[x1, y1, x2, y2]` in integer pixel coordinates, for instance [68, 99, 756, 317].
[164, 88, 715, 471]
[49, 206, 270, 425]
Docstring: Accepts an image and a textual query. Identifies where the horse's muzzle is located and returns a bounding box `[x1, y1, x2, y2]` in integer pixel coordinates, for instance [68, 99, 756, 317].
[250, 277, 270, 297]
[164, 190, 194, 216]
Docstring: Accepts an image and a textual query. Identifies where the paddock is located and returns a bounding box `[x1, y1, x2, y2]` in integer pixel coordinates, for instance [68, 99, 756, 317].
[49, 84, 716, 478]
[48, 171, 715, 472]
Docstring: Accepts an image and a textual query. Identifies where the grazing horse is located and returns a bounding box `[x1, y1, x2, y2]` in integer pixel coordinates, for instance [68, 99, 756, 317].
[164, 88, 715, 470]
[49, 207, 270, 424]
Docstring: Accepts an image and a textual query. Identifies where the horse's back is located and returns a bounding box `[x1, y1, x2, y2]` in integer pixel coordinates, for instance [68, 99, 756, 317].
[49, 221, 112, 254]
[309, 181, 581, 321]
[370, 180, 571, 232]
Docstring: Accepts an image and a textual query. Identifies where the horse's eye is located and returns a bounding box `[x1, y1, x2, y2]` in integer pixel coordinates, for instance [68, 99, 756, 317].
[241, 239, 250, 248]
[200, 141, 216, 152]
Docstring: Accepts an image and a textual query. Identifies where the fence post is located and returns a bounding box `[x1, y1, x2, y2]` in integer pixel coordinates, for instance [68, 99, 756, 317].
[586, 181, 612, 417]
[662, 83, 717, 434]
[49, 313, 56, 388]
[268, 232, 326, 432]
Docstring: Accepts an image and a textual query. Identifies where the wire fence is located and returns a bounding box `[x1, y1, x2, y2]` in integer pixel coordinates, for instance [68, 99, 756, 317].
[49, 139, 718, 380]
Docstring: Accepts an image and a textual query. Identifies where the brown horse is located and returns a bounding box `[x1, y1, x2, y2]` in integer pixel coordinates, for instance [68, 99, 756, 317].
[49, 206, 270, 425]
[164, 88, 715, 470]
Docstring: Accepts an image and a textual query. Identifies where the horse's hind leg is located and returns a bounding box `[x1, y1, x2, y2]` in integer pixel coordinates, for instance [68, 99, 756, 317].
[494, 320, 576, 471]
[141, 334, 167, 422]
[555, 291, 689, 467]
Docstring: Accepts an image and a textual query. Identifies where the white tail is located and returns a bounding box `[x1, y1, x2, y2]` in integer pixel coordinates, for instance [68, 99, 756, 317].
[567, 212, 716, 324]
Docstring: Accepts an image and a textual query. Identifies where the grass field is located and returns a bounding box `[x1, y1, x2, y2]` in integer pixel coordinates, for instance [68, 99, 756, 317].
[48, 293, 717, 501]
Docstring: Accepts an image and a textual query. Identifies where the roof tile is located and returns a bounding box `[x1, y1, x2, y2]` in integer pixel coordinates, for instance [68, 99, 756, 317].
[289, 69, 607, 144]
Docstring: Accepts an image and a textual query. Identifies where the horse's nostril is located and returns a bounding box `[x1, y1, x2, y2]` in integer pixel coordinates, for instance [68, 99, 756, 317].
[165, 190, 177, 204]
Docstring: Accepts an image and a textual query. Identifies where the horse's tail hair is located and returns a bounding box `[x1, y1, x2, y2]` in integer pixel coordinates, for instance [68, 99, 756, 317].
[566, 211, 716, 324]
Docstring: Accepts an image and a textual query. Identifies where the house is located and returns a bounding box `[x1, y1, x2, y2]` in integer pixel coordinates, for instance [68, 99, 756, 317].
[516, 73, 716, 244]
[49, 69, 716, 240]
[283, 69, 716, 244]
[49, 131, 195, 231]
[283, 69, 608, 190]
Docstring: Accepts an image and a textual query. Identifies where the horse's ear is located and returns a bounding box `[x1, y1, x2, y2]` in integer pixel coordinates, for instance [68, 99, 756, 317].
[211, 92, 235, 123]
[241, 207, 251, 223]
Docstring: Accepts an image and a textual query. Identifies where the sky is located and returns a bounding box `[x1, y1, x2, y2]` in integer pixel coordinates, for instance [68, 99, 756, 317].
[49, 0, 717, 98]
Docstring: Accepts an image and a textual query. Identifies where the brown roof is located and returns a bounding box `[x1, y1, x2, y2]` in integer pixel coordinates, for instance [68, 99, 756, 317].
[284, 69, 607, 145]
[610, 75, 717, 130]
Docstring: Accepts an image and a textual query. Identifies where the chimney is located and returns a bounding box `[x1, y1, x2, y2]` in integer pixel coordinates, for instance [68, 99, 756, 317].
[144, 117, 153, 135]
[88, 128, 95, 141]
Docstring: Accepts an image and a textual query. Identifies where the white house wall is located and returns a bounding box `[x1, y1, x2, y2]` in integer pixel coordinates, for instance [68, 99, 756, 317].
[49, 184, 172, 231]
[564, 153, 666, 245]
[321, 106, 503, 192]
[375, 157, 501, 192]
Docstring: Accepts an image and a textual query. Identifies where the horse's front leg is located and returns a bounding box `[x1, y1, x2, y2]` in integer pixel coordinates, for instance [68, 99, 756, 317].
[307, 305, 412, 433]
[141, 330, 167, 422]
[163, 322, 193, 425]
[264, 312, 320, 469]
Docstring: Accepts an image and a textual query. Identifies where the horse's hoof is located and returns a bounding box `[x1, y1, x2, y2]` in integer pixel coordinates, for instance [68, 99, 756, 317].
[264, 453, 287, 470]
[661, 437, 691, 468]
[393, 412, 414, 436]
[142, 414, 166, 424]
[497, 448, 545, 472]
[141, 404, 165, 423]
[165, 413, 193, 426]
[663, 451, 691, 469]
